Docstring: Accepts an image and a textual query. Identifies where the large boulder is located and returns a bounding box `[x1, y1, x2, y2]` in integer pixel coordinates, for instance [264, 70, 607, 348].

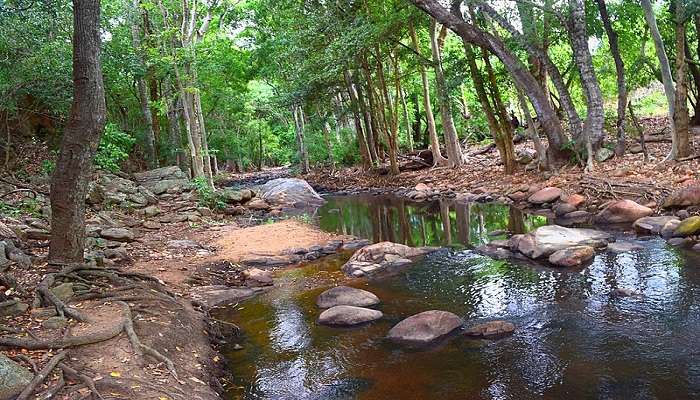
[517, 225, 613, 259]
[133, 166, 190, 195]
[317, 305, 383, 326]
[259, 178, 325, 207]
[189, 285, 256, 308]
[595, 199, 653, 224]
[387, 310, 463, 346]
[663, 182, 700, 208]
[548, 245, 595, 267]
[633, 216, 680, 235]
[316, 286, 380, 309]
[0, 354, 33, 400]
[341, 241, 437, 277]
[99, 228, 135, 242]
[527, 187, 562, 204]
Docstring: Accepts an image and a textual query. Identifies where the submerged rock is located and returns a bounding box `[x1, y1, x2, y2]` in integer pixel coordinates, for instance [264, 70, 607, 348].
[259, 178, 325, 207]
[387, 310, 463, 346]
[318, 305, 382, 326]
[464, 320, 515, 339]
[341, 241, 437, 277]
[0, 354, 34, 400]
[595, 199, 653, 224]
[548, 245, 595, 267]
[607, 241, 644, 253]
[316, 286, 380, 309]
[517, 225, 612, 259]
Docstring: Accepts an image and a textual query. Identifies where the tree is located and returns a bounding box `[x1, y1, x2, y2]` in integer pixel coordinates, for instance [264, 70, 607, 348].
[49, 0, 107, 263]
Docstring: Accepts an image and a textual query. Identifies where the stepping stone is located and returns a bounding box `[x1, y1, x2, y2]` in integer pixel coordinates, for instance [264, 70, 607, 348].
[316, 286, 380, 309]
[464, 320, 515, 339]
[317, 305, 382, 326]
[387, 310, 463, 346]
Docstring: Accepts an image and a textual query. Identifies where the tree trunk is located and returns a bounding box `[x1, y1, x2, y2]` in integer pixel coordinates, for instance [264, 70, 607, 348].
[163, 79, 183, 167]
[595, 0, 628, 157]
[343, 70, 372, 168]
[360, 54, 386, 162]
[322, 117, 336, 169]
[674, 0, 691, 158]
[50, 0, 107, 264]
[398, 80, 414, 152]
[412, 0, 568, 165]
[130, 0, 157, 168]
[355, 75, 379, 165]
[409, 20, 447, 166]
[517, 89, 548, 170]
[194, 91, 214, 187]
[568, 0, 605, 171]
[430, 19, 463, 167]
[641, 0, 678, 158]
[482, 48, 516, 174]
[293, 105, 310, 174]
[376, 47, 400, 175]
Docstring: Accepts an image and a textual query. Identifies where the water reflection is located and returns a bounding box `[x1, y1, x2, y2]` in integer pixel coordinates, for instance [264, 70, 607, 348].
[219, 197, 700, 399]
[316, 195, 549, 248]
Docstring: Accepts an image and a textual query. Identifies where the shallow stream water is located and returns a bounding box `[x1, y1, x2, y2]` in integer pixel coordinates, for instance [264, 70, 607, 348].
[218, 195, 700, 399]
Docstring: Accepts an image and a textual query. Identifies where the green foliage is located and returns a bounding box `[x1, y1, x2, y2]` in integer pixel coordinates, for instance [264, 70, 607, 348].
[95, 123, 136, 172]
[192, 177, 226, 210]
[0, 198, 43, 218]
[41, 159, 55, 175]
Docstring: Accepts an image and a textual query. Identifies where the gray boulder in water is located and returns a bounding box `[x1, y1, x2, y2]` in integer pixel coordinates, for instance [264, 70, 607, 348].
[316, 286, 380, 309]
[517, 225, 613, 259]
[387, 310, 463, 346]
[341, 241, 438, 278]
[318, 305, 383, 326]
[258, 178, 325, 207]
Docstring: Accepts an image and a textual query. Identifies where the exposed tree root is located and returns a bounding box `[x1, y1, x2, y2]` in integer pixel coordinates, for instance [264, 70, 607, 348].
[11, 354, 38, 373]
[0, 315, 124, 349]
[16, 350, 66, 400]
[38, 273, 88, 322]
[60, 363, 104, 400]
[119, 301, 179, 379]
[36, 369, 64, 400]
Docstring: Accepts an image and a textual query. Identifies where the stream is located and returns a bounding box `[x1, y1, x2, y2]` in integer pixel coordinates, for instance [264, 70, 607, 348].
[217, 194, 700, 399]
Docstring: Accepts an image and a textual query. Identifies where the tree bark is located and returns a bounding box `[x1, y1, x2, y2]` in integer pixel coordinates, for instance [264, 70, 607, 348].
[376, 47, 400, 175]
[430, 19, 463, 167]
[595, 0, 627, 157]
[354, 74, 379, 165]
[409, 20, 448, 166]
[50, 0, 107, 263]
[673, 0, 691, 158]
[343, 69, 372, 167]
[640, 0, 678, 158]
[293, 105, 310, 174]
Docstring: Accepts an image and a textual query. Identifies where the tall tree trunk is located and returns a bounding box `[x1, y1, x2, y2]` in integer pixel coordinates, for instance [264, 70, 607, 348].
[517, 89, 548, 170]
[130, 0, 157, 168]
[482, 48, 516, 174]
[414, 0, 569, 165]
[321, 117, 336, 169]
[409, 20, 448, 166]
[293, 105, 310, 174]
[398, 77, 414, 152]
[343, 70, 372, 168]
[163, 79, 183, 167]
[355, 76, 379, 165]
[674, 0, 691, 158]
[641, 0, 678, 159]
[360, 54, 385, 162]
[569, 0, 605, 172]
[377, 47, 400, 175]
[596, 0, 628, 157]
[50, 0, 107, 263]
[194, 91, 214, 187]
[430, 20, 463, 167]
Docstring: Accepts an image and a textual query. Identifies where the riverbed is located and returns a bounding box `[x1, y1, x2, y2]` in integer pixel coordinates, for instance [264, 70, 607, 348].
[217, 195, 700, 399]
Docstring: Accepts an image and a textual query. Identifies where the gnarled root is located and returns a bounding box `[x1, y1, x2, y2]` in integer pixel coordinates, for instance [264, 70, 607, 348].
[16, 350, 66, 400]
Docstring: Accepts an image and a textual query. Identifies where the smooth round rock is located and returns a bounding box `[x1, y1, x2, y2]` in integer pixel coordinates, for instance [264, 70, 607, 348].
[464, 320, 515, 339]
[528, 187, 562, 204]
[387, 310, 463, 346]
[316, 286, 380, 309]
[318, 305, 383, 326]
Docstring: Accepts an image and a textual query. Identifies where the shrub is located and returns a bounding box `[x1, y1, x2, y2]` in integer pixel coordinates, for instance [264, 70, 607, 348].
[95, 123, 135, 172]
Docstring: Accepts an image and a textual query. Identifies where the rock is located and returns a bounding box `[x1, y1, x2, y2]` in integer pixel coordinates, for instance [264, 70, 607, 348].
[474, 245, 514, 260]
[0, 301, 28, 317]
[142, 206, 161, 218]
[508, 191, 528, 202]
[629, 144, 643, 154]
[516, 148, 536, 164]
[4, 241, 30, 268]
[189, 285, 256, 308]
[414, 183, 430, 191]
[341, 239, 370, 250]
[464, 320, 515, 339]
[562, 193, 587, 208]
[219, 189, 243, 204]
[104, 246, 128, 260]
[677, 209, 690, 220]
[611, 288, 640, 297]
[553, 203, 577, 216]
[99, 228, 135, 242]
[167, 239, 202, 249]
[0, 354, 34, 400]
[527, 187, 562, 204]
[557, 210, 592, 226]
[42, 316, 68, 330]
[50, 283, 74, 302]
[661, 219, 682, 238]
[674, 216, 700, 236]
[24, 228, 50, 240]
[133, 166, 188, 182]
[595, 147, 614, 162]
[663, 182, 700, 208]
[548, 245, 595, 267]
[142, 221, 161, 230]
[667, 237, 693, 247]
[240, 189, 254, 202]
[243, 268, 273, 287]
[318, 305, 383, 326]
[595, 199, 653, 224]
[387, 310, 463, 346]
[241, 255, 296, 268]
[633, 216, 680, 235]
[316, 286, 380, 309]
[607, 241, 644, 253]
[246, 198, 271, 211]
[341, 241, 437, 277]
[259, 178, 325, 207]
[517, 225, 613, 259]
[150, 179, 190, 195]
[0, 222, 17, 240]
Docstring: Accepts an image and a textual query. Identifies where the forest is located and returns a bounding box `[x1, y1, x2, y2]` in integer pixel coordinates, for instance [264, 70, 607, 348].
[3, 0, 700, 399]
